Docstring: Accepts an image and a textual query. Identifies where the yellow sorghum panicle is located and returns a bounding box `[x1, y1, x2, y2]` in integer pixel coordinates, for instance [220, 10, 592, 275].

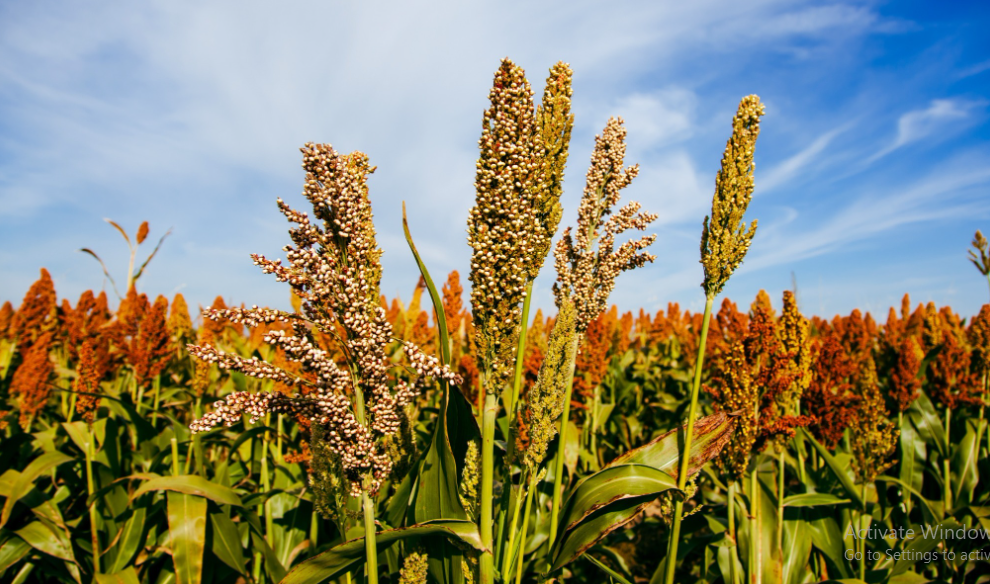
[779, 290, 812, 408]
[968, 304, 990, 376]
[168, 293, 194, 343]
[553, 117, 658, 332]
[922, 301, 942, 350]
[705, 340, 756, 482]
[970, 230, 990, 276]
[398, 552, 429, 584]
[527, 61, 574, 278]
[468, 58, 541, 393]
[700, 95, 764, 298]
[459, 440, 480, 519]
[849, 357, 898, 483]
[522, 298, 578, 476]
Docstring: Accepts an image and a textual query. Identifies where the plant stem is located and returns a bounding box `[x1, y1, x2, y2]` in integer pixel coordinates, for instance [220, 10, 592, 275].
[728, 481, 739, 584]
[501, 485, 526, 577]
[498, 280, 535, 569]
[859, 481, 867, 581]
[515, 482, 536, 584]
[548, 336, 580, 562]
[480, 392, 498, 584]
[86, 434, 101, 575]
[663, 294, 714, 584]
[277, 413, 284, 464]
[362, 490, 379, 584]
[776, 451, 785, 560]
[943, 407, 952, 512]
[508, 280, 534, 418]
[152, 375, 162, 425]
[311, 509, 319, 552]
[262, 436, 273, 543]
[752, 466, 762, 584]
[170, 437, 180, 476]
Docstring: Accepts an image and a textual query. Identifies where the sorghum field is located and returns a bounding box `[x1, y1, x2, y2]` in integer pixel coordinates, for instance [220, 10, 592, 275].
[1, 59, 988, 584]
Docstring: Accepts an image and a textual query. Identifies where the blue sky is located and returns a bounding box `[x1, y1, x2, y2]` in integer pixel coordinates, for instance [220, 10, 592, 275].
[2, 0, 988, 323]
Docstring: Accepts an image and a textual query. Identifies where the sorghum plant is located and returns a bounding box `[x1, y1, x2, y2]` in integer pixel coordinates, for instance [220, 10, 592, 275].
[664, 95, 764, 584]
[188, 143, 461, 584]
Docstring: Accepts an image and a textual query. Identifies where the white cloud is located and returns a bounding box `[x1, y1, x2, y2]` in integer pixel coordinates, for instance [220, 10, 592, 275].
[759, 125, 849, 193]
[607, 88, 698, 151]
[869, 98, 985, 162]
[747, 154, 990, 270]
[6, 0, 978, 321]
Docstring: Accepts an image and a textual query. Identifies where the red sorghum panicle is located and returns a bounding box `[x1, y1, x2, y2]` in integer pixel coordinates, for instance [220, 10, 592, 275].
[11, 331, 55, 428]
[12, 268, 58, 349]
[0, 301, 14, 338]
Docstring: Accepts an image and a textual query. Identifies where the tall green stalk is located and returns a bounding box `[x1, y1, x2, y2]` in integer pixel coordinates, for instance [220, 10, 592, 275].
[480, 392, 498, 584]
[663, 294, 714, 584]
[362, 491, 379, 584]
[776, 451, 785, 559]
[86, 434, 101, 575]
[515, 483, 536, 584]
[944, 407, 952, 512]
[728, 481, 739, 584]
[859, 482, 868, 581]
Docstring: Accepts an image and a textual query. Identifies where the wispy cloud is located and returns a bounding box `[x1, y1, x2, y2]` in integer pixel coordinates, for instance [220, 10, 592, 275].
[2, 0, 988, 322]
[760, 125, 850, 192]
[749, 152, 990, 270]
[868, 98, 985, 162]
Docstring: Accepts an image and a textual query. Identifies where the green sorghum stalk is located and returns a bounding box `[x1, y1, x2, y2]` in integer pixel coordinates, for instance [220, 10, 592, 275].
[664, 95, 764, 584]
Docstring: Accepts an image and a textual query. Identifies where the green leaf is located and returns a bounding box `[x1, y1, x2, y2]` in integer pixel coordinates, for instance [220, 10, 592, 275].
[281, 520, 486, 584]
[95, 567, 141, 584]
[782, 493, 850, 507]
[887, 528, 942, 578]
[15, 520, 74, 563]
[558, 464, 676, 535]
[0, 451, 75, 529]
[402, 201, 450, 365]
[167, 492, 207, 584]
[106, 507, 147, 574]
[800, 430, 865, 509]
[908, 392, 946, 457]
[611, 411, 736, 479]
[134, 475, 243, 507]
[804, 511, 851, 579]
[552, 495, 656, 572]
[781, 518, 812, 584]
[952, 418, 985, 505]
[584, 552, 634, 584]
[403, 211, 480, 584]
[875, 475, 940, 520]
[898, 417, 925, 515]
[0, 533, 31, 573]
[250, 530, 287, 583]
[209, 512, 247, 576]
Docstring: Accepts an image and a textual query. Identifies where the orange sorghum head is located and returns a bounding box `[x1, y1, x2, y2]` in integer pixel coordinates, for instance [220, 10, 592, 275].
[11, 331, 55, 429]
